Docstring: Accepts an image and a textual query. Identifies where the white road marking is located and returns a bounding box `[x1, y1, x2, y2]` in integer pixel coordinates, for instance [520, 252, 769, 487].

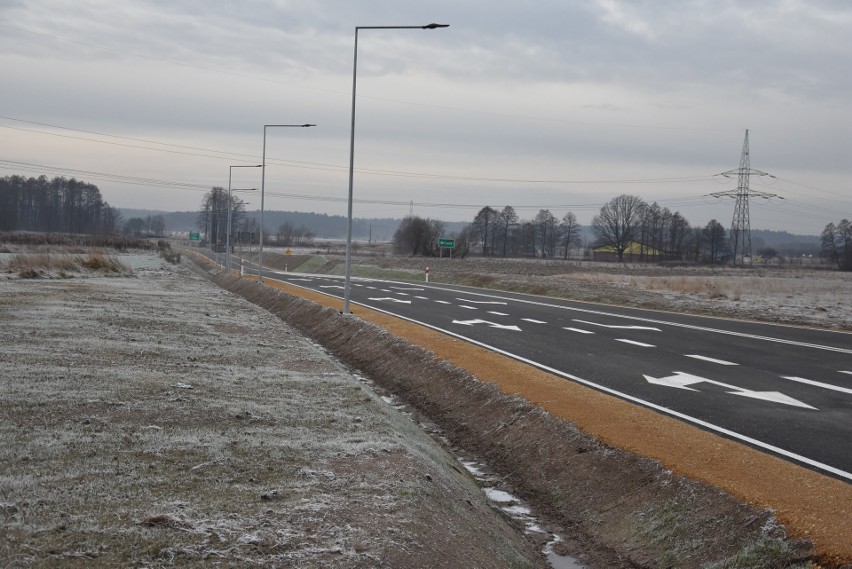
[289, 278, 314, 282]
[396, 292, 409, 296]
[368, 297, 412, 304]
[644, 372, 817, 410]
[414, 296, 429, 300]
[574, 319, 661, 331]
[390, 287, 424, 291]
[488, 311, 509, 316]
[366, 286, 377, 290]
[782, 376, 852, 395]
[522, 318, 547, 324]
[334, 296, 852, 481]
[456, 298, 508, 305]
[422, 287, 852, 355]
[452, 319, 522, 331]
[563, 327, 594, 334]
[840, 371, 852, 376]
[685, 355, 739, 366]
[435, 300, 451, 305]
[459, 305, 478, 310]
[319, 285, 345, 290]
[616, 339, 656, 348]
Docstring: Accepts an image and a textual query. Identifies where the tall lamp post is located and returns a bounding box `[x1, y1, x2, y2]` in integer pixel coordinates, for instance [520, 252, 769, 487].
[227, 164, 262, 272]
[259, 123, 316, 283]
[343, 23, 449, 314]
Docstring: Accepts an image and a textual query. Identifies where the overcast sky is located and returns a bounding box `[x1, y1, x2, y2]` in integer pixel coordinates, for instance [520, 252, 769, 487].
[1, 0, 850, 234]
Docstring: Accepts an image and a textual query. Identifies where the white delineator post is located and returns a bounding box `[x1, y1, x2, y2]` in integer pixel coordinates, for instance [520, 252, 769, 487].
[425, 266, 430, 282]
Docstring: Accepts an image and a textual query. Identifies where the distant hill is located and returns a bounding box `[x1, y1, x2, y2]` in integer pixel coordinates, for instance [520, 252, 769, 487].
[118, 209, 469, 241]
[750, 230, 819, 256]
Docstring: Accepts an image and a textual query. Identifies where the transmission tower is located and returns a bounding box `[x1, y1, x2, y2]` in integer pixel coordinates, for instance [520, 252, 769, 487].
[709, 129, 780, 265]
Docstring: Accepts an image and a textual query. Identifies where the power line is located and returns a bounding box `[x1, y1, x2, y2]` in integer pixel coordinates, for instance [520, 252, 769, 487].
[0, 115, 722, 186]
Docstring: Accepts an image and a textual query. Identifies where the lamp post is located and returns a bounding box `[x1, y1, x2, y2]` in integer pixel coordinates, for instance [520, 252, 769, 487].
[259, 123, 316, 283]
[227, 164, 262, 272]
[343, 23, 449, 314]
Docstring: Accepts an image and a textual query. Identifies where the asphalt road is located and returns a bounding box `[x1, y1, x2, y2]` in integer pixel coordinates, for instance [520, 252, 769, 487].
[239, 263, 850, 482]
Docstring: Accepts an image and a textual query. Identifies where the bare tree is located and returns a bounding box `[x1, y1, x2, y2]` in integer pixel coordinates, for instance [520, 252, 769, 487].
[560, 211, 581, 260]
[592, 194, 646, 262]
[534, 209, 558, 258]
[703, 219, 727, 264]
[472, 206, 499, 256]
[393, 216, 445, 256]
[497, 206, 519, 258]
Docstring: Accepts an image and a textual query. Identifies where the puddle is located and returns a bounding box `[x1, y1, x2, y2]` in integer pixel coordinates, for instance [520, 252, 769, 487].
[463, 461, 589, 569]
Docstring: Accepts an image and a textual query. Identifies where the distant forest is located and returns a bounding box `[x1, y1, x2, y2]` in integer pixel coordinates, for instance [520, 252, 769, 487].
[0, 175, 121, 234]
[120, 208, 468, 242]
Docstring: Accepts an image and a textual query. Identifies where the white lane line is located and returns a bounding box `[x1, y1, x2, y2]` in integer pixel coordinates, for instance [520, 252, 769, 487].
[840, 371, 852, 376]
[366, 286, 377, 290]
[435, 300, 451, 305]
[390, 287, 424, 291]
[615, 339, 656, 348]
[488, 311, 509, 316]
[396, 292, 409, 296]
[685, 355, 739, 366]
[564, 327, 594, 334]
[416, 286, 852, 355]
[459, 305, 478, 310]
[414, 296, 429, 300]
[455, 298, 508, 305]
[522, 318, 547, 324]
[574, 319, 661, 331]
[782, 376, 852, 395]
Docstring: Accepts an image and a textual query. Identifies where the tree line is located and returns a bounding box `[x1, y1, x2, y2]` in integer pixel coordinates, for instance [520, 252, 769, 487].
[393, 193, 826, 265]
[0, 175, 121, 234]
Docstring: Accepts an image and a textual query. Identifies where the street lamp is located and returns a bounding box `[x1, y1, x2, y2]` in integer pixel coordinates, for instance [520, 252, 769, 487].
[343, 23, 449, 314]
[259, 123, 316, 283]
[227, 164, 262, 272]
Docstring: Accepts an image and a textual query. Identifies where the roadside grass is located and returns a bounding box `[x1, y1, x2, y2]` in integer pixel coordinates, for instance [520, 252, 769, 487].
[636, 498, 814, 569]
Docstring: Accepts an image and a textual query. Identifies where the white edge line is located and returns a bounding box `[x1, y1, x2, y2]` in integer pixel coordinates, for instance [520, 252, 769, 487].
[270, 276, 852, 482]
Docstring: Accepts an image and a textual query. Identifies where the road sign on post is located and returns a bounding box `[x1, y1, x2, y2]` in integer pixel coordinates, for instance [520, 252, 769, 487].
[438, 238, 455, 248]
[189, 232, 200, 241]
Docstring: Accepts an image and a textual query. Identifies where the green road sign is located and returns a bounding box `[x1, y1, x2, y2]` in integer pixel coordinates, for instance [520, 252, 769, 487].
[189, 232, 200, 241]
[438, 238, 455, 248]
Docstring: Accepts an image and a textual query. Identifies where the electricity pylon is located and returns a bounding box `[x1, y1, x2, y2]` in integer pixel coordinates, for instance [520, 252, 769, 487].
[710, 129, 780, 265]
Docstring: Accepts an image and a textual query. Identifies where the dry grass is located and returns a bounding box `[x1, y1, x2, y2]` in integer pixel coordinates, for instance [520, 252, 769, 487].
[3, 252, 130, 277]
